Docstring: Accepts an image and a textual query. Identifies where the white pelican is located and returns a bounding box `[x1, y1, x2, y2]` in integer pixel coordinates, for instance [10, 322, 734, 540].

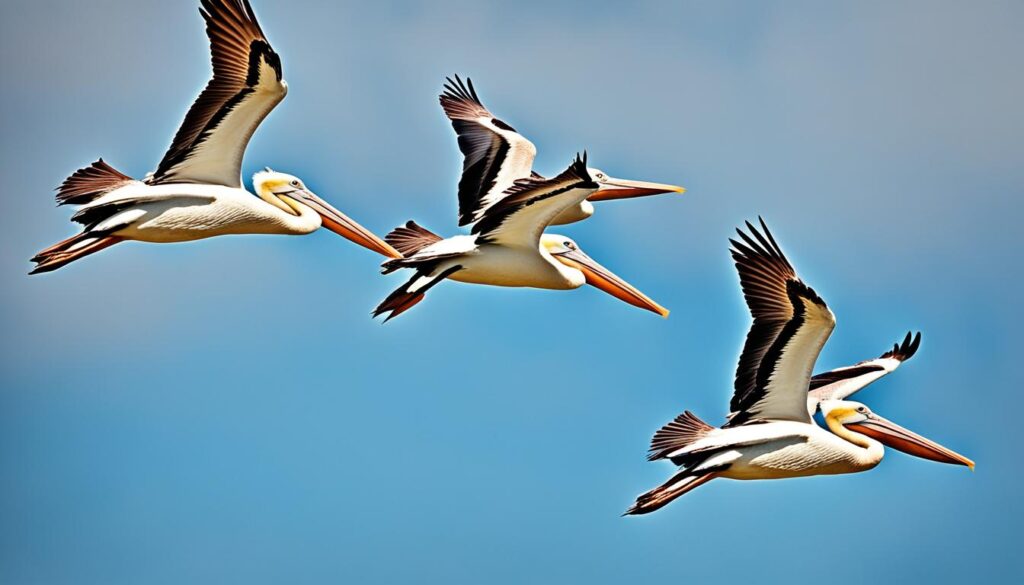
[440, 75, 684, 227]
[373, 154, 670, 321]
[807, 331, 922, 415]
[626, 220, 972, 515]
[31, 0, 398, 274]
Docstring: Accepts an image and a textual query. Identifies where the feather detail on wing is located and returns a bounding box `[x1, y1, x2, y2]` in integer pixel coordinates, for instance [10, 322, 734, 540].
[385, 221, 444, 258]
[440, 75, 537, 226]
[470, 153, 596, 248]
[726, 218, 835, 426]
[56, 159, 137, 206]
[149, 0, 286, 187]
[806, 331, 921, 411]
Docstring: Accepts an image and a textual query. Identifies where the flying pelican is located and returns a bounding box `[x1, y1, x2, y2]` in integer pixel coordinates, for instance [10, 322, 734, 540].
[439, 75, 684, 227]
[31, 0, 398, 274]
[625, 220, 972, 515]
[373, 154, 670, 321]
[806, 331, 922, 415]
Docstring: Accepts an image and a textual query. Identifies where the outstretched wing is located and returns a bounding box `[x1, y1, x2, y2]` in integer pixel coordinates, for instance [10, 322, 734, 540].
[725, 218, 835, 427]
[806, 331, 921, 412]
[471, 154, 596, 248]
[440, 75, 537, 226]
[148, 0, 286, 187]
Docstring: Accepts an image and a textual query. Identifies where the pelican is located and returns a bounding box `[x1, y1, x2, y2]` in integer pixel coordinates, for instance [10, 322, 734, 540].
[31, 0, 398, 274]
[373, 154, 669, 321]
[626, 220, 972, 515]
[440, 75, 684, 227]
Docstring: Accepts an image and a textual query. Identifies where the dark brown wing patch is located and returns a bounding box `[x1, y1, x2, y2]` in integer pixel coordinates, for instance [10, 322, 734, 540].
[385, 221, 443, 258]
[728, 218, 800, 416]
[471, 153, 594, 239]
[150, 0, 281, 184]
[56, 159, 134, 205]
[808, 364, 886, 391]
[647, 411, 714, 461]
[439, 74, 492, 120]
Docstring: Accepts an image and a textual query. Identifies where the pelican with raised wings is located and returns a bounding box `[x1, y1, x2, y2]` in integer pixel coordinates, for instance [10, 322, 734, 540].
[626, 220, 972, 515]
[31, 0, 398, 274]
[440, 75, 684, 227]
[373, 154, 669, 321]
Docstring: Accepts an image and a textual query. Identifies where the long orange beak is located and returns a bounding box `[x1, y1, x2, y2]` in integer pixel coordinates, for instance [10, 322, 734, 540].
[554, 248, 669, 318]
[293, 190, 402, 258]
[848, 416, 975, 470]
[588, 177, 685, 202]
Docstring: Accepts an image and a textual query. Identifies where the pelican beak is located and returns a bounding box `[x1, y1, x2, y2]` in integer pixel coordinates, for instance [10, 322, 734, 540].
[847, 414, 975, 470]
[588, 176, 685, 202]
[553, 247, 669, 318]
[290, 190, 401, 258]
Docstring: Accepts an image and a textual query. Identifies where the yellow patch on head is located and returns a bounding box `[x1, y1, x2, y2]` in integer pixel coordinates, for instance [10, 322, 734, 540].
[260, 178, 290, 192]
[826, 407, 858, 423]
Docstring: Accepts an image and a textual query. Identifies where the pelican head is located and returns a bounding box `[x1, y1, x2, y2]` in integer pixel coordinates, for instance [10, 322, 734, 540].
[542, 234, 669, 318]
[823, 400, 974, 469]
[585, 167, 685, 202]
[253, 169, 399, 258]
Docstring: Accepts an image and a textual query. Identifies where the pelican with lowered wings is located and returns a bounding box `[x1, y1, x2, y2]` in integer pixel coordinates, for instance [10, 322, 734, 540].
[373, 154, 669, 321]
[440, 75, 684, 227]
[31, 0, 398, 274]
[626, 220, 972, 515]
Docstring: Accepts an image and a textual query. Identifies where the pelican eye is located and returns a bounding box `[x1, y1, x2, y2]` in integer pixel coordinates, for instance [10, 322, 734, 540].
[290, 180, 300, 187]
[563, 241, 576, 250]
[856, 406, 868, 414]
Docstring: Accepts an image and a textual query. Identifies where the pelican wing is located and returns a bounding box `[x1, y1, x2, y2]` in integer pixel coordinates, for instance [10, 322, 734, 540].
[726, 219, 835, 427]
[806, 331, 921, 412]
[148, 0, 286, 187]
[471, 154, 596, 248]
[71, 194, 216, 231]
[440, 75, 538, 226]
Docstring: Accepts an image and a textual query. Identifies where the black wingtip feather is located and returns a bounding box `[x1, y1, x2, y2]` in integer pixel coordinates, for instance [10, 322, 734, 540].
[880, 331, 922, 361]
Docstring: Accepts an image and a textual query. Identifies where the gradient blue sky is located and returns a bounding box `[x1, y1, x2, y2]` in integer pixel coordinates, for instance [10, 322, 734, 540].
[2, 1, 1021, 583]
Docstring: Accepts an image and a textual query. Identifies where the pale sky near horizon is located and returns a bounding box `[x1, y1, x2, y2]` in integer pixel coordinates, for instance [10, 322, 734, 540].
[1, 1, 1021, 583]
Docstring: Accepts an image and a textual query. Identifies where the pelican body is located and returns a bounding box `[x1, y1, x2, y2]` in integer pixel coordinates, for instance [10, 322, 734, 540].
[626, 219, 973, 515]
[439, 75, 684, 227]
[374, 155, 670, 321]
[31, 0, 397, 274]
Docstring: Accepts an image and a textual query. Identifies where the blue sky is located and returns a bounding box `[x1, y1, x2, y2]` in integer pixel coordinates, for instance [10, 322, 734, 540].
[1, 0, 1021, 583]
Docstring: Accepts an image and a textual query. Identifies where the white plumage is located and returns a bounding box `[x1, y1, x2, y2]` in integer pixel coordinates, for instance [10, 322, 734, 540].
[373, 156, 669, 321]
[626, 220, 973, 515]
[32, 0, 398, 275]
[439, 75, 683, 228]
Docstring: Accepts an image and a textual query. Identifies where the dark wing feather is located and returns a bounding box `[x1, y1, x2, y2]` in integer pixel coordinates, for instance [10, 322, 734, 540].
[647, 411, 714, 462]
[806, 331, 922, 408]
[726, 218, 835, 426]
[440, 75, 537, 226]
[149, 0, 285, 187]
[470, 153, 595, 246]
[808, 364, 886, 391]
[385, 221, 444, 258]
[729, 219, 797, 414]
[880, 331, 922, 361]
[56, 159, 136, 205]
